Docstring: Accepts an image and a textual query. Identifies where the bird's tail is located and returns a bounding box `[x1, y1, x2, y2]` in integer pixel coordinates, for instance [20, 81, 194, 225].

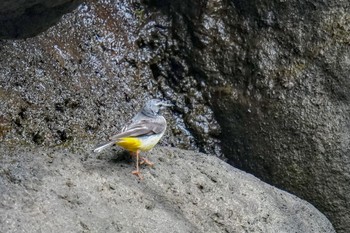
[93, 141, 115, 153]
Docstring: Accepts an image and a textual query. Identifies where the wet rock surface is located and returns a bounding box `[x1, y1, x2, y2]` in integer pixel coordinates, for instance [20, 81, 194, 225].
[146, 1, 350, 232]
[0, 0, 349, 232]
[0, 145, 335, 233]
[0, 0, 220, 156]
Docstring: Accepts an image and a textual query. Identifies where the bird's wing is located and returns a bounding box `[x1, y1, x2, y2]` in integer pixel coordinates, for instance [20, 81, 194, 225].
[109, 118, 166, 141]
[121, 112, 141, 132]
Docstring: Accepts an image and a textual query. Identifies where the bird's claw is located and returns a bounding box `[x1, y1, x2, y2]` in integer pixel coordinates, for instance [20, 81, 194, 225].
[132, 170, 143, 180]
[140, 157, 154, 167]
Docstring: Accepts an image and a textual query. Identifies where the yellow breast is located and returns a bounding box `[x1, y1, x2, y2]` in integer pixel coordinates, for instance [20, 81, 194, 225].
[116, 133, 164, 152]
[116, 137, 142, 152]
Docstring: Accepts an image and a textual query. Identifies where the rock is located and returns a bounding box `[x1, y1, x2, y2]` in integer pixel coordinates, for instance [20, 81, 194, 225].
[145, 1, 350, 232]
[0, 0, 82, 39]
[0, 1, 214, 153]
[0, 0, 348, 232]
[0, 144, 335, 233]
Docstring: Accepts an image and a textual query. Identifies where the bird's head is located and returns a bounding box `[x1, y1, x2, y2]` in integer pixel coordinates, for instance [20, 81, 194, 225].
[142, 99, 173, 117]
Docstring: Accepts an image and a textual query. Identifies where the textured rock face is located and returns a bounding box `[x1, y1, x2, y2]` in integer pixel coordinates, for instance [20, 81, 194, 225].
[0, 0, 348, 232]
[145, 0, 350, 232]
[0, 0, 82, 39]
[0, 1, 221, 154]
[0, 145, 335, 233]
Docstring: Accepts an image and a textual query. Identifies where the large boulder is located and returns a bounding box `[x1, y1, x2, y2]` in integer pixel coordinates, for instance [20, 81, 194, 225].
[145, 0, 350, 232]
[0, 0, 348, 231]
[0, 0, 213, 153]
[0, 145, 335, 233]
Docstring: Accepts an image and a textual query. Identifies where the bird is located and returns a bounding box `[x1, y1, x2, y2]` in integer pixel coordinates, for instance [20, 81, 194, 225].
[93, 99, 173, 179]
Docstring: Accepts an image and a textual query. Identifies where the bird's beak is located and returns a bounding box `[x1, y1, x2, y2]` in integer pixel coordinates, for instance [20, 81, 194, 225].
[159, 101, 173, 107]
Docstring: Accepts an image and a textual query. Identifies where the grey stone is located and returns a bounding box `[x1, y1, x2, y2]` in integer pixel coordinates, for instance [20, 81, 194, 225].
[0, 0, 349, 232]
[0, 144, 335, 233]
[0, 1, 208, 153]
[145, 1, 350, 232]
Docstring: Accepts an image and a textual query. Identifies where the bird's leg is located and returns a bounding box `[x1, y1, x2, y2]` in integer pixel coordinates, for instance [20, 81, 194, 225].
[131, 150, 143, 179]
[140, 157, 154, 167]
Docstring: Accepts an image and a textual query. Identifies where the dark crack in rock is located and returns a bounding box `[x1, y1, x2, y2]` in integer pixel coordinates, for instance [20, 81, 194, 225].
[0, 0, 82, 39]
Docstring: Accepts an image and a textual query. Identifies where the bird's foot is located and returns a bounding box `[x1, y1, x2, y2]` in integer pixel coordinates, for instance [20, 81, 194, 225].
[140, 157, 154, 167]
[132, 170, 143, 180]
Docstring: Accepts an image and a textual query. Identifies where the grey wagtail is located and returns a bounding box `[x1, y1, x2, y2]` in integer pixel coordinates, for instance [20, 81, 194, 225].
[94, 99, 173, 179]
